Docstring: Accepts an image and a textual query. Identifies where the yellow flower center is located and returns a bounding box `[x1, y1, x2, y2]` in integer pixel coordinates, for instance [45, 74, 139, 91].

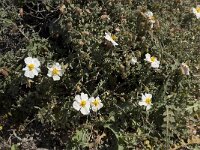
[52, 68, 59, 75]
[80, 100, 86, 107]
[150, 56, 156, 62]
[145, 97, 151, 105]
[28, 64, 35, 71]
[111, 35, 117, 41]
[196, 7, 200, 13]
[92, 99, 100, 107]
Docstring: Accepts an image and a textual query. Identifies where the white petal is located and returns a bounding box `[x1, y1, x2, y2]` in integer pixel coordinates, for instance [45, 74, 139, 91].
[33, 58, 40, 67]
[48, 67, 53, 71]
[111, 40, 118, 46]
[81, 93, 88, 100]
[145, 53, 151, 62]
[145, 93, 152, 99]
[47, 70, 52, 77]
[32, 69, 39, 76]
[24, 70, 34, 78]
[80, 107, 90, 115]
[85, 100, 90, 108]
[89, 97, 95, 103]
[24, 57, 33, 64]
[98, 103, 103, 109]
[151, 61, 160, 68]
[73, 101, 81, 111]
[53, 75, 60, 81]
[145, 11, 153, 17]
[75, 95, 81, 102]
[146, 105, 152, 110]
[142, 94, 146, 101]
[192, 8, 196, 13]
[58, 70, 63, 76]
[196, 13, 200, 19]
[96, 96, 101, 102]
[105, 32, 111, 37]
[55, 62, 60, 66]
[150, 23, 154, 28]
[22, 66, 28, 71]
[185, 69, 190, 75]
[105, 33, 112, 41]
[92, 106, 98, 112]
[130, 57, 137, 65]
[36, 67, 40, 72]
[139, 101, 146, 106]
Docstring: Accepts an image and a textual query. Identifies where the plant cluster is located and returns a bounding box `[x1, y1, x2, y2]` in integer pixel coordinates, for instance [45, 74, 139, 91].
[0, 0, 199, 149]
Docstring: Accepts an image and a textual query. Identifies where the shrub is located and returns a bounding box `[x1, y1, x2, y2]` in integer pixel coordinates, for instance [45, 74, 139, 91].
[0, 0, 199, 149]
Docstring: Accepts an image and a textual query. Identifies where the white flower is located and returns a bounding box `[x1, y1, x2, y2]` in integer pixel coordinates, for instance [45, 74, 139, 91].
[22, 57, 40, 78]
[73, 93, 90, 115]
[47, 63, 63, 81]
[89, 96, 103, 112]
[139, 93, 153, 110]
[144, 53, 160, 68]
[130, 57, 137, 65]
[104, 32, 118, 46]
[192, 5, 200, 19]
[144, 11, 155, 28]
[180, 63, 190, 75]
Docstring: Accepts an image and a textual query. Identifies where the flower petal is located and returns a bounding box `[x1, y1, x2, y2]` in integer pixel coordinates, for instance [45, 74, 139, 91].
[98, 103, 103, 109]
[47, 70, 52, 77]
[196, 13, 200, 19]
[146, 105, 152, 110]
[105, 33, 112, 41]
[142, 94, 146, 101]
[73, 101, 81, 111]
[89, 97, 95, 103]
[151, 61, 160, 68]
[145, 93, 152, 99]
[92, 106, 98, 112]
[33, 58, 40, 67]
[53, 75, 60, 81]
[145, 53, 151, 62]
[24, 70, 34, 78]
[85, 100, 90, 108]
[75, 95, 81, 102]
[55, 63, 61, 70]
[139, 101, 146, 106]
[22, 66, 28, 71]
[111, 40, 118, 46]
[192, 8, 197, 13]
[80, 107, 90, 115]
[24, 57, 33, 64]
[130, 57, 137, 65]
[81, 93, 88, 100]
[145, 11, 153, 17]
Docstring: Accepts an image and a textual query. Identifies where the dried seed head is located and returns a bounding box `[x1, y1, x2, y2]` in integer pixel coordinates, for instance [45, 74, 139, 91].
[115, 27, 120, 32]
[66, 22, 73, 30]
[82, 31, 90, 36]
[0, 68, 9, 77]
[19, 8, 23, 17]
[59, 4, 66, 14]
[79, 40, 85, 46]
[119, 64, 125, 72]
[75, 7, 83, 15]
[100, 15, 110, 21]
[76, 85, 81, 92]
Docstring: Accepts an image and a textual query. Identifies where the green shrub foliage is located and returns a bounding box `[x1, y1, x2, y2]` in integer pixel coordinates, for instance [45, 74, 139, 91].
[0, 0, 199, 149]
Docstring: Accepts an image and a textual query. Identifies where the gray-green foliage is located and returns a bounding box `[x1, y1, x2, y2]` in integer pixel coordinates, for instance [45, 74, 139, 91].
[0, 0, 199, 149]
